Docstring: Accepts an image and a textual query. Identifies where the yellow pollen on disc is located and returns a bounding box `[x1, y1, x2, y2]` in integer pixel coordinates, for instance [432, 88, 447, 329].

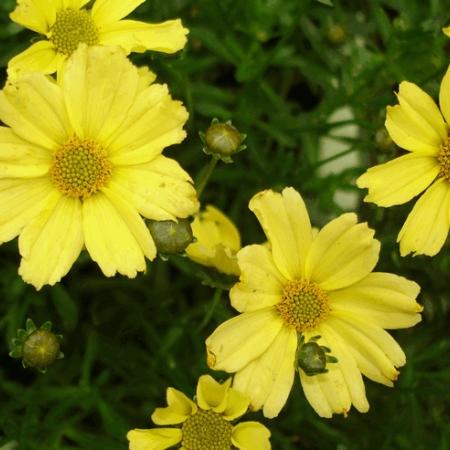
[276, 280, 330, 332]
[181, 409, 233, 450]
[50, 136, 112, 199]
[49, 8, 99, 55]
[438, 138, 450, 183]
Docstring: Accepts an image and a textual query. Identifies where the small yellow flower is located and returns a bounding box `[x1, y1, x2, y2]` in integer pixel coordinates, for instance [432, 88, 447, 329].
[186, 205, 241, 276]
[8, 0, 188, 78]
[127, 374, 271, 450]
[357, 69, 450, 256]
[206, 187, 422, 418]
[0, 45, 198, 289]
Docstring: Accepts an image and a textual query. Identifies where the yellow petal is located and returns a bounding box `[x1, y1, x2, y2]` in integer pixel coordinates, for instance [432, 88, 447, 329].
[329, 272, 422, 329]
[83, 191, 152, 278]
[385, 103, 441, 156]
[7, 41, 66, 79]
[0, 73, 70, 150]
[0, 177, 55, 244]
[249, 187, 313, 280]
[151, 387, 197, 426]
[127, 428, 182, 450]
[62, 45, 140, 142]
[18, 194, 84, 290]
[205, 308, 283, 372]
[222, 388, 250, 421]
[98, 19, 188, 54]
[92, 0, 144, 25]
[231, 422, 271, 450]
[10, 0, 57, 33]
[230, 244, 286, 313]
[398, 178, 450, 256]
[356, 153, 439, 207]
[106, 84, 188, 163]
[0, 127, 50, 178]
[305, 213, 380, 291]
[111, 155, 198, 221]
[196, 375, 231, 412]
[439, 64, 450, 127]
[397, 81, 447, 143]
[327, 316, 398, 386]
[233, 325, 297, 418]
[137, 66, 157, 91]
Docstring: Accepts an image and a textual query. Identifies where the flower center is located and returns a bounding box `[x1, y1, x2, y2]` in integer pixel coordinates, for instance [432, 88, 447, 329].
[438, 138, 450, 183]
[181, 409, 233, 450]
[49, 8, 99, 55]
[50, 136, 112, 199]
[276, 280, 330, 332]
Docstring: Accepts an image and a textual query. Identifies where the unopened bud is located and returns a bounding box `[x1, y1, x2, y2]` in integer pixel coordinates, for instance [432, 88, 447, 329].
[327, 24, 346, 45]
[200, 119, 246, 163]
[148, 219, 193, 255]
[297, 335, 337, 376]
[9, 319, 63, 372]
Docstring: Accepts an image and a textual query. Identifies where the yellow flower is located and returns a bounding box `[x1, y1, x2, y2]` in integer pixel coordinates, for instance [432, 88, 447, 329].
[127, 374, 271, 450]
[8, 0, 188, 78]
[206, 187, 422, 418]
[0, 44, 198, 289]
[357, 71, 450, 256]
[186, 205, 241, 276]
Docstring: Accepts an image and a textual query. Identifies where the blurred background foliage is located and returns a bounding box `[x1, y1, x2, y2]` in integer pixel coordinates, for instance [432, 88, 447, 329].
[1, 0, 450, 449]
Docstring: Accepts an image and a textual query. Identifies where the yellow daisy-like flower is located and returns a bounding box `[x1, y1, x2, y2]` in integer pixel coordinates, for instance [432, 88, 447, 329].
[8, 0, 188, 78]
[206, 187, 422, 418]
[0, 44, 198, 289]
[127, 374, 271, 450]
[186, 205, 241, 276]
[357, 70, 450, 256]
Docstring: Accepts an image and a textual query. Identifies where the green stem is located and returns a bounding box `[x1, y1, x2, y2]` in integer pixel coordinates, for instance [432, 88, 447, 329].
[197, 288, 222, 330]
[195, 157, 218, 198]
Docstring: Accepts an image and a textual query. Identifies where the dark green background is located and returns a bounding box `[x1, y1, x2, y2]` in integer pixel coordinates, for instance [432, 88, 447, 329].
[1, 0, 450, 449]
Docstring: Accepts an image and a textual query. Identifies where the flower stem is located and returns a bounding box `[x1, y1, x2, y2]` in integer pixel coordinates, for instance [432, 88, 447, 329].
[195, 157, 218, 199]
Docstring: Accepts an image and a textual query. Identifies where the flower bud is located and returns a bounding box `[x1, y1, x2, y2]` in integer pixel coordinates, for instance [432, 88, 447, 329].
[297, 335, 337, 376]
[327, 24, 346, 45]
[9, 319, 63, 372]
[200, 119, 246, 163]
[148, 219, 193, 255]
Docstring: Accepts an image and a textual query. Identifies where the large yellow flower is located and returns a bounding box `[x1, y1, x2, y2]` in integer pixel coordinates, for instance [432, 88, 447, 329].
[186, 205, 241, 276]
[206, 187, 422, 418]
[8, 0, 188, 78]
[0, 44, 198, 289]
[357, 69, 450, 256]
[127, 374, 271, 450]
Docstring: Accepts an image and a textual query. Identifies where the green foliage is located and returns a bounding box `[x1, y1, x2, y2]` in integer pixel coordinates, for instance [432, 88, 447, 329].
[1, 0, 450, 449]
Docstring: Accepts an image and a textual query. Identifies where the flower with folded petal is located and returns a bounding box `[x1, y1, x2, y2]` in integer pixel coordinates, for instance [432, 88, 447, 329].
[0, 44, 198, 289]
[8, 0, 188, 78]
[127, 374, 271, 450]
[186, 205, 241, 275]
[206, 187, 422, 418]
[357, 69, 450, 256]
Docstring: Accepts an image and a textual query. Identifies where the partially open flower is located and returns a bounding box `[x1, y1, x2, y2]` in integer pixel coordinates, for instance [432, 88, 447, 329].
[127, 374, 271, 450]
[186, 205, 241, 275]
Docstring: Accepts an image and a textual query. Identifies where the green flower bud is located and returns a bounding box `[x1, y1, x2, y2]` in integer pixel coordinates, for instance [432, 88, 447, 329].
[296, 335, 338, 376]
[148, 219, 193, 255]
[327, 24, 346, 45]
[9, 319, 63, 373]
[200, 119, 246, 163]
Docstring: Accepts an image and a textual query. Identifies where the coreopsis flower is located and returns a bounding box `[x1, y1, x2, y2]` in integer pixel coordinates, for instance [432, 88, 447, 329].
[0, 44, 198, 289]
[186, 205, 241, 275]
[8, 0, 188, 78]
[206, 187, 422, 418]
[127, 374, 271, 450]
[357, 70, 450, 256]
